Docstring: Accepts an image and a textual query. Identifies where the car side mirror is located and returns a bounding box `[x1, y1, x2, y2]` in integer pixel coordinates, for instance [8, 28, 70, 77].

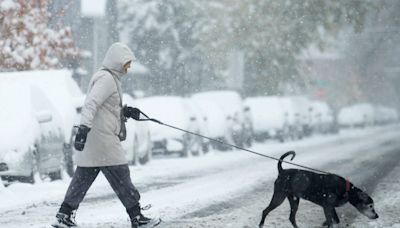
[36, 110, 53, 124]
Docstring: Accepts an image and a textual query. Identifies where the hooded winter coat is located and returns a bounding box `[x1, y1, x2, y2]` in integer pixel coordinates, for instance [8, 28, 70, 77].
[76, 42, 135, 167]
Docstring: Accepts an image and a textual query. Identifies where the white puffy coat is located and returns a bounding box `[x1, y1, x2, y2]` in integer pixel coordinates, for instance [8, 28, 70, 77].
[76, 42, 135, 167]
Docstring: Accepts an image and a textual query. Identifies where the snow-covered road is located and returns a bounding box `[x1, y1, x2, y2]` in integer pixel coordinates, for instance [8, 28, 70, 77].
[1, 125, 400, 228]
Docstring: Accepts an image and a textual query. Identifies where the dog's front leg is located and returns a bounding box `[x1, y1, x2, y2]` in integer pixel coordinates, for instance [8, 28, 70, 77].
[322, 206, 336, 228]
[332, 208, 340, 224]
[322, 208, 340, 227]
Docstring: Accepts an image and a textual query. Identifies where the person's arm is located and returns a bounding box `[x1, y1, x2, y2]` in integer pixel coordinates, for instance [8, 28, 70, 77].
[80, 73, 116, 128]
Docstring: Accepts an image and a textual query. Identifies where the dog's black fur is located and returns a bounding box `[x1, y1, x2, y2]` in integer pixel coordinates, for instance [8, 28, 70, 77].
[259, 151, 378, 228]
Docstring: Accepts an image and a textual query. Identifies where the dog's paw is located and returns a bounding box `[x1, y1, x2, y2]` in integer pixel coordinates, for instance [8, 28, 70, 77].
[322, 221, 339, 228]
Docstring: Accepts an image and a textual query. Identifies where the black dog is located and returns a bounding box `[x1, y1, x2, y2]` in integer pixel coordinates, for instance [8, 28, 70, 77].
[259, 151, 378, 228]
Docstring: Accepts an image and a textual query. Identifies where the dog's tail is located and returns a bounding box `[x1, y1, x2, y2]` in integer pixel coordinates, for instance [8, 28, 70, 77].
[278, 151, 296, 173]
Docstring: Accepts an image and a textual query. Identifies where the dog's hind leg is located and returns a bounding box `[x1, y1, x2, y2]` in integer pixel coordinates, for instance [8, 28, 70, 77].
[259, 190, 286, 227]
[288, 195, 300, 228]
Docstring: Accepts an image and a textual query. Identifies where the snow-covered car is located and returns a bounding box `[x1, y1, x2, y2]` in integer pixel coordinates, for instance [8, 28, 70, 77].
[279, 97, 304, 140]
[338, 103, 375, 128]
[309, 101, 336, 134]
[192, 90, 250, 147]
[122, 94, 153, 165]
[373, 106, 399, 125]
[0, 83, 65, 184]
[135, 96, 203, 157]
[285, 96, 313, 137]
[244, 96, 288, 142]
[1, 70, 84, 177]
[191, 97, 231, 150]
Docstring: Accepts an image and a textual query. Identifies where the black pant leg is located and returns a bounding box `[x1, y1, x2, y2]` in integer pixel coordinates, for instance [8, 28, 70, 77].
[100, 164, 141, 209]
[61, 166, 100, 212]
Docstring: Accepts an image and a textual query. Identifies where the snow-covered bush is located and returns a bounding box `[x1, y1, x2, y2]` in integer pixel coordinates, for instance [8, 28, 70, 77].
[0, 0, 81, 71]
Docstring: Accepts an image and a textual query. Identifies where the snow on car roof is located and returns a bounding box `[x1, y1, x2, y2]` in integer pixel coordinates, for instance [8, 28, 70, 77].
[192, 90, 243, 117]
[0, 70, 81, 142]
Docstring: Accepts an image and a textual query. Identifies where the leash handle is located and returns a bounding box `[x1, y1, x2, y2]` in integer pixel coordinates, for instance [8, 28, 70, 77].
[137, 110, 163, 124]
[135, 110, 332, 175]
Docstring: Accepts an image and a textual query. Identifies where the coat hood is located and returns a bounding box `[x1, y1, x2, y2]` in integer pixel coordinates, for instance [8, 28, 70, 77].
[102, 42, 135, 77]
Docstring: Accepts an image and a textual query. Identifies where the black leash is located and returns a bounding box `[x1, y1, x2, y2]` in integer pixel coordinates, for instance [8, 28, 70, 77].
[137, 110, 332, 175]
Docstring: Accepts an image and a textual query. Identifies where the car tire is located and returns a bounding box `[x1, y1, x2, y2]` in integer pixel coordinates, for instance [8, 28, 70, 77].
[20, 172, 35, 184]
[139, 151, 150, 165]
[202, 142, 209, 153]
[49, 169, 62, 181]
[139, 136, 152, 164]
[180, 144, 190, 158]
[24, 144, 40, 184]
[189, 135, 202, 157]
[63, 143, 75, 177]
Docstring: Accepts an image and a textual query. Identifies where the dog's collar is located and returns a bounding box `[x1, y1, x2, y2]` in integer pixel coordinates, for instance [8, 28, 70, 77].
[344, 179, 351, 199]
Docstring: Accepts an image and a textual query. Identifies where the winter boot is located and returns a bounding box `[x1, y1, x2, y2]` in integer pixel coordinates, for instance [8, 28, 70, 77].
[52, 203, 78, 228]
[128, 204, 161, 228]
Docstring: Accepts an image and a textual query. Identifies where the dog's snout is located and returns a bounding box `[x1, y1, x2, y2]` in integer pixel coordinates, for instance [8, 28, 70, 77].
[374, 214, 379, 219]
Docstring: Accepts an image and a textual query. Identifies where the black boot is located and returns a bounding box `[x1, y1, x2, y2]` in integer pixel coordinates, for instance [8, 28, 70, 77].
[52, 203, 78, 228]
[128, 204, 160, 228]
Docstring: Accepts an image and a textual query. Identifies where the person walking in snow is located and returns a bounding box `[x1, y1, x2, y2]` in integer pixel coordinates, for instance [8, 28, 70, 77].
[52, 42, 160, 228]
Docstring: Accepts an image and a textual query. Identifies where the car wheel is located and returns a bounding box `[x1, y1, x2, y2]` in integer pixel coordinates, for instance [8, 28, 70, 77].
[139, 136, 152, 165]
[188, 135, 202, 157]
[202, 142, 209, 153]
[63, 143, 75, 177]
[49, 169, 62, 181]
[180, 143, 190, 157]
[196, 138, 204, 156]
[139, 151, 150, 165]
[24, 144, 40, 184]
[180, 135, 192, 158]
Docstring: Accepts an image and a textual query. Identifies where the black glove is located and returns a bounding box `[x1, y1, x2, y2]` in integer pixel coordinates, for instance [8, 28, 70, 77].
[74, 125, 91, 151]
[123, 106, 141, 120]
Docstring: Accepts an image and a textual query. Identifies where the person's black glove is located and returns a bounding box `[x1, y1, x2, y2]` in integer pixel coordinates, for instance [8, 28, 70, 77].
[74, 125, 91, 151]
[123, 106, 141, 120]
